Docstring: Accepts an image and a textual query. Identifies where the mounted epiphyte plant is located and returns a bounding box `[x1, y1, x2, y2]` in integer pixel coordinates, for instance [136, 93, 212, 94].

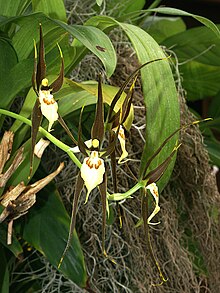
[57, 57, 171, 268]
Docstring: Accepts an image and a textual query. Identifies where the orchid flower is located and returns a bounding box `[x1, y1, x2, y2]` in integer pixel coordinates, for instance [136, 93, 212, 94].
[30, 24, 64, 174]
[113, 125, 128, 164]
[58, 75, 113, 268]
[38, 78, 59, 132]
[146, 183, 160, 225]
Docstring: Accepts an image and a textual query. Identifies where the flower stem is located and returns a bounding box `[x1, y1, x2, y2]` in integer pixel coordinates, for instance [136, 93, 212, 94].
[108, 180, 145, 201]
[0, 109, 81, 168]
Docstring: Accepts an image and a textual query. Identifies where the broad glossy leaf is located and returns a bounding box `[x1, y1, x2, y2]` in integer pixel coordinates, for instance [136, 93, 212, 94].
[12, 21, 66, 61]
[22, 181, 87, 287]
[163, 25, 220, 66]
[141, 16, 186, 43]
[0, 0, 30, 17]
[32, 0, 67, 22]
[54, 20, 116, 77]
[147, 7, 220, 37]
[119, 23, 180, 189]
[205, 137, 220, 167]
[181, 61, 220, 101]
[0, 35, 18, 106]
[1, 13, 116, 77]
[0, 12, 116, 111]
[106, 0, 145, 18]
[0, 58, 33, 110]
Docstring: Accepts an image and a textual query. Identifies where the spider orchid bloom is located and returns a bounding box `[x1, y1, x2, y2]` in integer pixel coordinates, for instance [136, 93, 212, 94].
[39, 78, 58, 132]
[58, 75, 118, 268]
[113, 125, 128, 164]
[70, 138, 105, 202]
[146, 183, 160, 224]
[81, 149, 105, 203]
[30, 24, 64, 174]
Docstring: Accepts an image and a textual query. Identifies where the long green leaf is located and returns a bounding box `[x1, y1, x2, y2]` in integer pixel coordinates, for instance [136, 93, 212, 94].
[0, 0, 30, 17]
[22, 180, 87, 287]
[181, 61, 220, 101]
[0, 12, 116, 114]
[0, 34, 18, 107]
[32, 0, 67, 22]
[163, 25, 220, 66]
[119, 22, 180, 188]
[204, 137, 220, 167]
[0, 12, 116, 77]
[141, 16, 186, 43]
[147, 7, 220, 37]
[106, 0, 145, 18]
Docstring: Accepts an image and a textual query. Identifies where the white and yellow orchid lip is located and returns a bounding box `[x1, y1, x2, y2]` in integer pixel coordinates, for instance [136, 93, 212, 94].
[39, 87, 58, 132]
[146, 183, 160, 225]
[80, 151, 105, 203]
[113, 125, 128, 164]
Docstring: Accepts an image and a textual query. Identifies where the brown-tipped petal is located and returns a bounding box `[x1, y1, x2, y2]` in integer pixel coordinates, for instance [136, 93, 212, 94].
[0, 131, 14, 174]
[32, 40, 38, 94]
[30, 99, 42, 176]
[58, 173, 84, 269]
[98, 174, 107, 254]
[36, 24, 46, 91]
[108, 58, 165, 121]
[142, 118, 210, 179]
[142, 129, 180, 178]
[0, 147, 24, 188]
[100, 126, 120, 158]
[141, 188, 148, 237]
[91, 74, 104, 144]
[144, 145, 180, 184]
[108, 110, 120, 126]
[121, 77, 136, 125]
[49, 44, 64, 93]
[78, 108, 90, 155]
[58, 115, 78, 145]
[110, 149, 117, 193]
